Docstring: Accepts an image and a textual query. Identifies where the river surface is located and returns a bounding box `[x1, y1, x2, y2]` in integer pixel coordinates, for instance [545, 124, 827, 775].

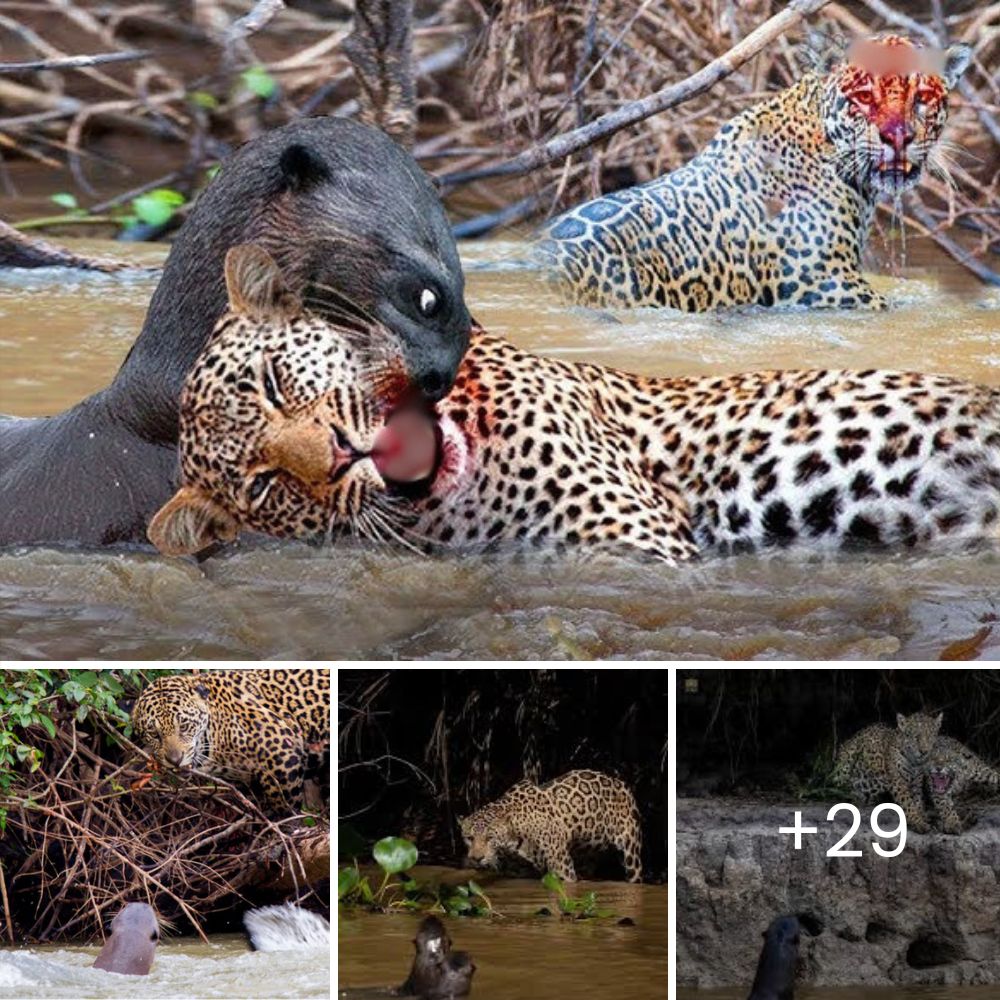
[338, 867, 667, 999]
[0, 934, 328, 999]
[1, 237, 998, 659]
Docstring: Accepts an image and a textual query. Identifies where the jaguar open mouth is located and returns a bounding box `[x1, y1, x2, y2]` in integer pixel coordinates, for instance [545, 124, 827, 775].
[874, 159, 918, 189]
[929, 771, 952, 794]
[372, 406, 443, 498]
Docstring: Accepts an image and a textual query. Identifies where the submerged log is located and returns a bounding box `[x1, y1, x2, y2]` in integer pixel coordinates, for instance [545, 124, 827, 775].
[0, 218, 132, 272]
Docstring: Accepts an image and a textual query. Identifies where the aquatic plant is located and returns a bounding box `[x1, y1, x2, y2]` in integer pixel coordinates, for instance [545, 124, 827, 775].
[541, 872, 613, 919]
[339, 835, 493, 917]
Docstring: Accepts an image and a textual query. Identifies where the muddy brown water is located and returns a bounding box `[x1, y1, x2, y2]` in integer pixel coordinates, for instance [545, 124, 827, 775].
[1, 237, 998, 659]
[338, 867, 667, 999]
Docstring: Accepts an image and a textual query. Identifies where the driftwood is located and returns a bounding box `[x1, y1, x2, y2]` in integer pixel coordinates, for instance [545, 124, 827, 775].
[0, 50, 150, 75]
[0, 218, 133, 271]
[343, 0, 418, 148]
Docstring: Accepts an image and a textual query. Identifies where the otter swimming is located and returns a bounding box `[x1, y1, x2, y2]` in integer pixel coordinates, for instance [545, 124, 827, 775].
[399, 916, 474, 999]
[747, 915, 799, 1000]
[92, 902, 160, 976]
[0, 117, 470, 547]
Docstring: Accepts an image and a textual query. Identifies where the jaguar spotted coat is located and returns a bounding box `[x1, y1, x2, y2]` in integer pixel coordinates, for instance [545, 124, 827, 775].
[459, 770, 643, 883]
[538, 35, 972, 311]
[147, 246, 1000, 565]
[131, 668, 330, 813]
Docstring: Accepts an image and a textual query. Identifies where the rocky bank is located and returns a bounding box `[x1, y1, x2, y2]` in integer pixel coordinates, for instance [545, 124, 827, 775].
[677, 797, 1000, 989]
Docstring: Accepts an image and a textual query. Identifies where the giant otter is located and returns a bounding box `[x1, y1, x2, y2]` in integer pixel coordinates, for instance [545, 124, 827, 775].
[399, 916, 474, 999]
[92, 902, 160, 976]
[0, 118, 470, 547]
[747, 915, 799, 1000]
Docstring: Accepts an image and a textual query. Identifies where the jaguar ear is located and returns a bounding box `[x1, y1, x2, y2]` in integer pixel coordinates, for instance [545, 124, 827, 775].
[942, 43, 972, 89]
[148, 485, 239, 556]
[224, 244, 302, 323]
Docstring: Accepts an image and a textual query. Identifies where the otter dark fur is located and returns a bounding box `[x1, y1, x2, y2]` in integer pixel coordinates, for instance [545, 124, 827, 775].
[0, 118, 470, 547]
[747, 915, 799, 1000]
[399, 916, 474, 999]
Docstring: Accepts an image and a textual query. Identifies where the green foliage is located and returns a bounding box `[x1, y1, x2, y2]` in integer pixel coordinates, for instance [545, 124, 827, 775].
[241, 66, 277, 99]
[373, 836, 418, 874]
[338, 836, 494, 917]
[0, 669, 179, 829]
[789, 737, 842, 801]
[131, 188, 186, 228]
[50, 193, 79, 210]
[542, 872, 613, 919]
[189, 90, 219, 110]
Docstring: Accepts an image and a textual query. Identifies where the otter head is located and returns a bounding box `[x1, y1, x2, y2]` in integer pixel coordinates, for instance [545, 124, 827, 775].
[896, 710, 943, 761]
[148, 245, 442, 557]
[260, 119, 470, 401]
[820, 34, 971, 196]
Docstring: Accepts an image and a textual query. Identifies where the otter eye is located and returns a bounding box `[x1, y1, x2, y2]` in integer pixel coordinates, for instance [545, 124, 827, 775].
[247, 470, 277, 509]
[418, 287, 440, 317]
[262, 355, 285, 410]
[151, 931, 159, 941]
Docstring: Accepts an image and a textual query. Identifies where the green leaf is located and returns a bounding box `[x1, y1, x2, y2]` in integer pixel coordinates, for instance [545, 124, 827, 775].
[241, 66, 276, 99]
[338, 866, 360, 900]
[132, 188, 185, 228]
[15, 745, 34, 763]
[51, 192, 77, 209]
[302, 815, 316, 828]
[190, 90, 219, 110]
[372, 836, 418, 875]
[205, 164, 221, 181]
[541, 872, 564, 894]
[76, 671, 99, 689]
[446, 897, 472, 914]
[37, 714, 56, 739]
[468, 880, 485, 898]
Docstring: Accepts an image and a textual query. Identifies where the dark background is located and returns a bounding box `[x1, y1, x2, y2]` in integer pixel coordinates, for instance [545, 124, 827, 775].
[677, 668, 1000, 796]
[338, 668, 670, 881]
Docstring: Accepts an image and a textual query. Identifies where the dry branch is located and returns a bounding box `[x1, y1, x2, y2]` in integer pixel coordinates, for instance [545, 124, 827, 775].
[1, 707, 329, 943]
[343, 0, 417, 148]
[439, 0, 834, 187]
[0, 50, 150, 74]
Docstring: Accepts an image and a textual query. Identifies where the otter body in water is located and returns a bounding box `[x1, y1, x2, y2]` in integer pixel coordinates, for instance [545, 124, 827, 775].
[399, 916, 474, 999]
[747, 915, 799, 1000]
[0, 118, 469, 547]
[92, 902, 159, 976]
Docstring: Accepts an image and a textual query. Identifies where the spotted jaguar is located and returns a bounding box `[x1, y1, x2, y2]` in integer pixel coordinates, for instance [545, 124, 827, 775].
[459, 769, 643, 883]
[146, 245, 1000, 565]
[538, 34, 972, 310]
[130, 668, 330, 813]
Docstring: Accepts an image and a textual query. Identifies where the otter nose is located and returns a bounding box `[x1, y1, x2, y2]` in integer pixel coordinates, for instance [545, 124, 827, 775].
[165, 748, 184, 766]
[879, 119, 914, 154]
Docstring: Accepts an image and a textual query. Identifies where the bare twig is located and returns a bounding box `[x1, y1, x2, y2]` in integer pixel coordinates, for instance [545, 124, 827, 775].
[440, 0, 833, 187]
[0, 50, 150, 74]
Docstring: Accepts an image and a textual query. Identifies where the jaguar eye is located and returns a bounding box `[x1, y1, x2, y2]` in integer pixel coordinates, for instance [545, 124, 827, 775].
[418, 287, 440, 318]
[247, 470, 277, 509]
